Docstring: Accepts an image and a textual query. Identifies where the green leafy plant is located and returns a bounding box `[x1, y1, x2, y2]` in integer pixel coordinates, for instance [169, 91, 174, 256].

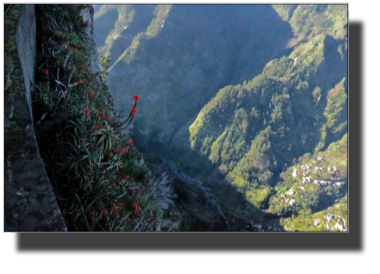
[33, 4, 180, 232]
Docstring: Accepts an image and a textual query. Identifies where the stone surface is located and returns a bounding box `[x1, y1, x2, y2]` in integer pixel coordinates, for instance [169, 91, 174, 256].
[4, 4, 119, 232]
[4, 4, 67, 231]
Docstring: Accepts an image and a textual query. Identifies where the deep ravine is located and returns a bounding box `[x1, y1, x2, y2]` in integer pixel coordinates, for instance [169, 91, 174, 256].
[163, 158, 232, 231]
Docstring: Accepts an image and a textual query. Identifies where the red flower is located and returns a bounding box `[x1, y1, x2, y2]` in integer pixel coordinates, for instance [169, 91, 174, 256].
[129, 138, 133, 146]
[133, 202, 137, 208]
[78, 79, 82, 84]
[114, 148, 119, 153]
[126, 175, 129, 179]
[104, 210, 108, 215]
[67, 46, 71, 50]
[131, 106, 137, 115]
[152, 220, 156, 225]
[117, 163, 120, 167]
[133, 95, 139, 101]
[61, 33, 64, 38]
[44, 69, 48, 75]
[90, 211, 95, 216]
[136, 206, 141, 214]
[75, 44, 77, 48]
[119, 203, 123, 207]
[56, 133, 60, 138]
[84, 108, 89, 116]
[112, 204, 117, 211]
[89, 91, 93, 97]
[91, 161, 95, 166]
[105, 115, 108, 120]
[80, 64, 83, 69]
[94, 123, 99, 128]
[73, 48, 76, 53]
[66, 37, 69, 41]
[109, 152, 113, 156]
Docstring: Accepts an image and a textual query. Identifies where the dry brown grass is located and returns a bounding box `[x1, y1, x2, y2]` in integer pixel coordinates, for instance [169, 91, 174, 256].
[327, 81, 344, 99]
[312, 86, 321, 95]
[287, 37, 298, 48]
[286, 33, 306, 48]
[252, 159, 259, 169]
[218, 163, 229, 175]
[297, 32, 306, 41]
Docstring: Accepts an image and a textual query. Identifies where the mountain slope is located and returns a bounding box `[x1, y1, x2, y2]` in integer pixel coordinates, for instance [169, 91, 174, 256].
[94, 4, 348, 231]
[268, 133, 348, 217]
[98, 5, 294, 149]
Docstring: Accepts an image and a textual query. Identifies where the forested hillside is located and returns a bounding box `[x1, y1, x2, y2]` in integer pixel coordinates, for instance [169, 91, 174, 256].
[94, 4, 348, 231]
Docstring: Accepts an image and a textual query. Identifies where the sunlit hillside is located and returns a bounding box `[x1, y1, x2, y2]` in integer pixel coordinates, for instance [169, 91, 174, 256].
[93, 4, 348, 231]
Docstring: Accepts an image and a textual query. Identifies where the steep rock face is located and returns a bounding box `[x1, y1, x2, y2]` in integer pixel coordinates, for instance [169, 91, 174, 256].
[4, 4, 67, 231]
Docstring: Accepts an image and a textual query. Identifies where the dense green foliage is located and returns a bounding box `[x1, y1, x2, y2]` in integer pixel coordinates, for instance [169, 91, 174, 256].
[33, 4, 180, 231]
[186, 6, 347, 216]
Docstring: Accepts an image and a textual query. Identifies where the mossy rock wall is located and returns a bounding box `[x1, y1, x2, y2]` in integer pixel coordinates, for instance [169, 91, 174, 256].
[4, 4, 67, 231]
